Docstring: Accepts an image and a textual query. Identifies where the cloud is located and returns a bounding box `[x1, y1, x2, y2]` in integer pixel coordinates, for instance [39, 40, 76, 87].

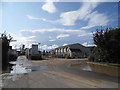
[10, 35, 36, 49]
[20, 28, 80, 33]
[41, 0, 57, 13]
[27, 36, 36, 39]
[59, 2, 98, 26]
[40, 44, 58, 50]
[49, 34, 70, 42]
[81, 25, 95, 29]
[84, 11, 109, 26]
[82, 41, 95, 47]
[78, 32, 92, 37]
[20, 28, 91, 39]
[26, 2, 109, 28]
[26, 14, 60, 24]
[49, 39, 56, 42]
[56, 34, 70, 39]
[63, 44, 68, 46]
[26, 15, 47, 21]
[58, 2, 109, 27]
[18, 28, 94, 50]
[20, 28, 81, 44]
[26, 15, 39, 20]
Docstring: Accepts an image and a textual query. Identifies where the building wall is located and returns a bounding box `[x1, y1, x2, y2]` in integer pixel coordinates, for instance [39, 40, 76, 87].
[54, 47, 71, 58]
[50, 44, 93, 58]
[69, 44, 92, 57]
[25, 44, 39, 56]
[31, 44, 39, 54]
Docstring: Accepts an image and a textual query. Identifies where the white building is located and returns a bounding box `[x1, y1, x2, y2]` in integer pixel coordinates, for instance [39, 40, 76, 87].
[31, 44, 39, 54]
[25, 44, 39, 56]
[50, 43, 94, 58]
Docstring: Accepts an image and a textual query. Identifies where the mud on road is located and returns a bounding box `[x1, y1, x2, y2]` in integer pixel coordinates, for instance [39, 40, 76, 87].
[0, 56, 119, 88]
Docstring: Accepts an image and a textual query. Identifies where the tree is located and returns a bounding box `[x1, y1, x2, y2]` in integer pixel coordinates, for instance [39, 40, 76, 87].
[89, 28, 120, 63]
[0, 32, 13, 70]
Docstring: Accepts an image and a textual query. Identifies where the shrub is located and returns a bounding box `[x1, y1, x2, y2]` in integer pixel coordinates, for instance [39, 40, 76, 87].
[89, 28, 120, 63]
[1, 32, 13, 70]
[65, 56, 74, 59]
[30, 54, 42, 60]
[8, 54, 17, 61]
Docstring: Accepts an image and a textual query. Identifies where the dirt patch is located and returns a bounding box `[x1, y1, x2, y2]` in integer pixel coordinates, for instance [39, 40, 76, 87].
[45, 70, 117, 88]
[30, 58, 87, 66]
[87, 62, 120, 77]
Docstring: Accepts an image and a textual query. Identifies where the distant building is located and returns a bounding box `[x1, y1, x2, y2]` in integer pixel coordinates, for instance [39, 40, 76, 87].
[25, 44, 39, 56]
[50, 43, 94, 58]
[49, 49, 56, 57]
[20, 44, 25, 55]
[25, 48, 29, 56]
[31, 44, 39, 54]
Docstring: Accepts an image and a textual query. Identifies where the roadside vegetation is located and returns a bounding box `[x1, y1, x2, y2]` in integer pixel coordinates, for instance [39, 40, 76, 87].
[0, 32, 12, 71]
[29, 54, 42, 60]
[0, 32, 17, 71]
[89, 28, 120, 66]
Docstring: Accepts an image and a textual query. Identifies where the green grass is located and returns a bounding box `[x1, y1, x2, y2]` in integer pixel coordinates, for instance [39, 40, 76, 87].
[108, 63, 120, 67]
[88, 61, 120, 67]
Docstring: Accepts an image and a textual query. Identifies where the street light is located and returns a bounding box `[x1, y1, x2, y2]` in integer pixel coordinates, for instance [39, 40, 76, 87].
[38, 43, 41, 51]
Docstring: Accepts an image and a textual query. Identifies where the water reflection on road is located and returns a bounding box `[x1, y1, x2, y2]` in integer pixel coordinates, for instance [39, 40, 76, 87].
[69, 61, 92, 71]
[1, 56, 91, 84]
[1, 56, 119, 88]
[9, 56, 48, 74]
[1, 56, 48, 88]
[70, 62, 92, 71]
[9, 56, 32, 74]
[9, 56, 92, 74]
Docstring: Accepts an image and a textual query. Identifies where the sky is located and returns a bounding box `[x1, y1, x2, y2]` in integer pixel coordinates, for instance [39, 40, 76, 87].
[1, 0, 119, 50]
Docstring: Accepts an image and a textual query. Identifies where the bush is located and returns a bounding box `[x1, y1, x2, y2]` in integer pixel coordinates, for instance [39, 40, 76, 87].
[89, 28, 120, 63]
[89, 47, 109, 62]
[65, 56, 74, 59]
[8, 54, 17, 61]
[1, 32, 13, 70]
[30, 54, 42, 60]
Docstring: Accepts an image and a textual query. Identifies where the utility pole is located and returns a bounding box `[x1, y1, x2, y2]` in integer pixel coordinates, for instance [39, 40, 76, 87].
[27, 41, 29, 59]
[38, 43, 41, 56]
[38, 43, 41, 51]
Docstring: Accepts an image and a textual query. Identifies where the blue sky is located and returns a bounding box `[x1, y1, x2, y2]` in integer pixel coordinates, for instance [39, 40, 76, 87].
[1, 1, 118, 50]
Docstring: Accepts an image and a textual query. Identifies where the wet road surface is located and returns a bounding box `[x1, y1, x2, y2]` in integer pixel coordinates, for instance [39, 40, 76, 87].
[0, 56, 119, 88]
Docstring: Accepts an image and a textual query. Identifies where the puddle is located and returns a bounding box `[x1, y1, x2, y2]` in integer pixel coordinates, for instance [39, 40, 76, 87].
[9, 57, 32, 67]
[0, 56, 48, 86]
[9, 57, 48, 75]
[9, 57, 32, 74]
[0, 57, 32, 84]
[70, 63, 92, 71]
[10, 64, 31, 74]
[1, 65, 48, 85]
[82, 65, 92, 71]
[26, 66, 48, 71]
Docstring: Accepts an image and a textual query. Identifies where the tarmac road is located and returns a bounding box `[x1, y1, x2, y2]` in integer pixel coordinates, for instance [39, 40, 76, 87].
[1, 56, 119, 88]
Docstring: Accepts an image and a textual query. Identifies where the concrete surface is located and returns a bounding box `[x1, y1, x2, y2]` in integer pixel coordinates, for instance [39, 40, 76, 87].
[0, 56, 119, 88]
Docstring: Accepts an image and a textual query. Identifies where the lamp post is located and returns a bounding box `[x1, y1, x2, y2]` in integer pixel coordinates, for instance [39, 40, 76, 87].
[38, 43, 41, 53]
[27, 40, 29, 59]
